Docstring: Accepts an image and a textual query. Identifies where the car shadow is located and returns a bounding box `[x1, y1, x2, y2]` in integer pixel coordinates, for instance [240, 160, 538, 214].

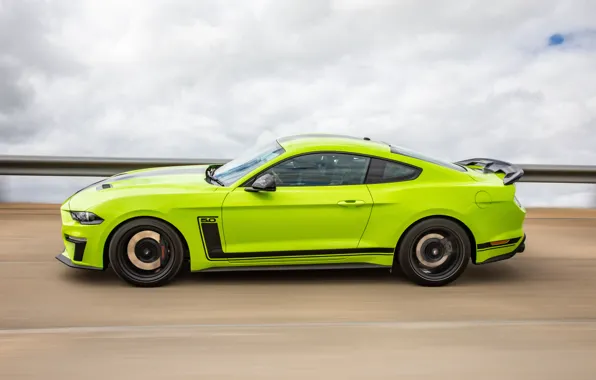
[456, 261, 525, 285]
[58, 266, 123, 287]
[179, 267, 399, 285]
[58, 260, 524, 288]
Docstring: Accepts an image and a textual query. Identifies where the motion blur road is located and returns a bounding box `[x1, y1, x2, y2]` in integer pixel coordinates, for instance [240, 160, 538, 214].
[1, 205, 596, 379]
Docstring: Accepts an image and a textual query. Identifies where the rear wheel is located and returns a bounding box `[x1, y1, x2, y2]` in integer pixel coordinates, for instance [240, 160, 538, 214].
[395, 218, 471, 286]
[108, 218, 185, 287]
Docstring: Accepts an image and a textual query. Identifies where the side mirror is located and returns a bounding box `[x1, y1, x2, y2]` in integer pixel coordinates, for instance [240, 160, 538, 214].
[245, 173, 276, 192]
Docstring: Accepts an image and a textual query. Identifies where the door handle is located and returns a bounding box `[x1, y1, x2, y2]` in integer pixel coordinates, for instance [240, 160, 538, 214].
[337, 200, 365, 206]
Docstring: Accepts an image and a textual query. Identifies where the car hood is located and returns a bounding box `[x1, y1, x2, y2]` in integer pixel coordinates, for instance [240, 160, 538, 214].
[64, 165, 217, 211]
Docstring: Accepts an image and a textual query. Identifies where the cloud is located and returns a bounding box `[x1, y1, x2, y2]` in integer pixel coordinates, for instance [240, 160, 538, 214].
[0, 0, 82, 144]
[1, 0, 595, 206]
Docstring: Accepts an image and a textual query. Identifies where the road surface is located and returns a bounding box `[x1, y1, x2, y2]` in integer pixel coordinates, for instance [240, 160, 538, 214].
[1, 204, 596, 379]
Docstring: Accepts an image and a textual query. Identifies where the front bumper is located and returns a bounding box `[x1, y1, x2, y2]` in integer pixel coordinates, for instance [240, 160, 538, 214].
[56, 250, 104, 271]
[58, 206, 106, 270]
[476, 234, 526, 265]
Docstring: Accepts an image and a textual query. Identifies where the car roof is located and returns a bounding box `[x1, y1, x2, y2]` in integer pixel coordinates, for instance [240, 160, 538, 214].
[276, 133, 391, 155]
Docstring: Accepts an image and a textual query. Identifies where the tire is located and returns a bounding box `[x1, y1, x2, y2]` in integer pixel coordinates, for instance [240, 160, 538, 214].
[395, 218, 471, 287]
[108, 218, 185, 287]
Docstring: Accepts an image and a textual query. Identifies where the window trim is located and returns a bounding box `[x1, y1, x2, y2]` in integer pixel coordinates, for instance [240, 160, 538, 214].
[240, 150, 422, 188]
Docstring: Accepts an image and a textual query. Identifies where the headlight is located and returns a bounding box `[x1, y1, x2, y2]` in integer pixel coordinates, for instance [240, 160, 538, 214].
[70, 211, 104, 225]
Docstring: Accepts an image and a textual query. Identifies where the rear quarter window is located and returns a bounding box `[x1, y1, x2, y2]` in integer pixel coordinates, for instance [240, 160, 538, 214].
[365, 158, 421, 184]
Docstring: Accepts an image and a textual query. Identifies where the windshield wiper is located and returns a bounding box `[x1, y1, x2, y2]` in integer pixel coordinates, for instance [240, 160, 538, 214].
[205, 165, 225, 186]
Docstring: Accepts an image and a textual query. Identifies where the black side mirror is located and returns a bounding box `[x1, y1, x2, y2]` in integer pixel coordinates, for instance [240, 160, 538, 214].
[245, 173, 276, 192]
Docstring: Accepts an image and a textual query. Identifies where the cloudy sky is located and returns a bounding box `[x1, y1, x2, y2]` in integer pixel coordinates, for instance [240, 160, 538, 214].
[1, 0, 595, 206]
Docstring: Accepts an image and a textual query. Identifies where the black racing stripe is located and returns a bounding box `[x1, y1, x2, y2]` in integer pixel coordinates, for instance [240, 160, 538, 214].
[476, 243, 516, 252]
[226, 253, 394, 261]
[477, 236, 521, 250]
[110, 166, 207, 182]
[217, 247, 395, 259]
[196, 216, 394, 260]
[71, 178, 109, 197]
[70, 166, 209, 196]
[199, 263, 391, 272]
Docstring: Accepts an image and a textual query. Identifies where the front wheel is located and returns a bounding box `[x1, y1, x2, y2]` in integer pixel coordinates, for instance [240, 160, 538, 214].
[108, 218, 185, 287]
[395, 218, 471, 287]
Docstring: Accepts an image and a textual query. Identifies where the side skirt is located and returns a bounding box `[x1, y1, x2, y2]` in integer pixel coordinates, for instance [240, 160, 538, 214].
[196, 263, 391, 272]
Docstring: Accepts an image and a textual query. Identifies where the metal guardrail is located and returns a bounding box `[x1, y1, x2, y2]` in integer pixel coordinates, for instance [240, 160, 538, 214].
[0, 155, 596, 183]
[0, 155, 229, 177]
[516, 164, 596, 184]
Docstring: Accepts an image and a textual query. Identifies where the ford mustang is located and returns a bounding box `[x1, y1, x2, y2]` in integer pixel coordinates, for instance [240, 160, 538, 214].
[57, 134, 527, 287]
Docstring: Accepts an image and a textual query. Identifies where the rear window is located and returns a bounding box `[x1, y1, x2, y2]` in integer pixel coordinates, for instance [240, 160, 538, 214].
[390, 145, 466, 172]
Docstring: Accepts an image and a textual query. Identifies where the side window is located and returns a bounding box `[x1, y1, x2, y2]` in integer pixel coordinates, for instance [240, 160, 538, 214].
[366, 158, 420, 184]
[264, 153, 370, 186]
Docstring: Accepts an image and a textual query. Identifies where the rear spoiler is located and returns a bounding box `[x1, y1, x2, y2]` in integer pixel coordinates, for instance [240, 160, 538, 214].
[455, 158, 524, 185]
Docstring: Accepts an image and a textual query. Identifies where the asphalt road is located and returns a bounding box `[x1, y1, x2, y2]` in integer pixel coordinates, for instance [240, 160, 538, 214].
[1, 206, 596, 379]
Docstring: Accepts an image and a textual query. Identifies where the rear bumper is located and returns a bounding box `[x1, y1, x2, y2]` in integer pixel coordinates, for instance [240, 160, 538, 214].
[476, 234, 526, 265]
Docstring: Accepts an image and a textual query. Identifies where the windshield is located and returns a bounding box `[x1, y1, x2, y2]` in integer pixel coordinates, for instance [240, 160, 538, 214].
[213, 141, 285, 186]
[390, 145, 467, 172]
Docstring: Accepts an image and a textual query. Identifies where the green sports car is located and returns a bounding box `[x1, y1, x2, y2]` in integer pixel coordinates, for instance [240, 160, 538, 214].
[57, 134, 527, 287]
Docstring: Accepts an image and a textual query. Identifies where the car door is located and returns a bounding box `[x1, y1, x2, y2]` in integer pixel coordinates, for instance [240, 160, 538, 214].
[220, 152, 374, 258]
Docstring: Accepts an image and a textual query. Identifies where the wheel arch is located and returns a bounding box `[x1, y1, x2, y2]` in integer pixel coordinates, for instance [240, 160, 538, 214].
[102, 216, 191, 269]
[393, 214, 477, 267]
